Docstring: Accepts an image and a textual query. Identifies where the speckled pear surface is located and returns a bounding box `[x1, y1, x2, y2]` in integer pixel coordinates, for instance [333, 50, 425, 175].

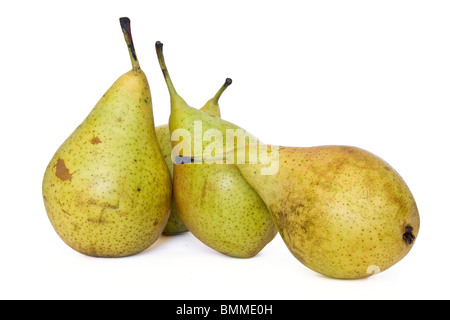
[155, 125, 186, 235]
[155, 42, 277, 257]
[156, 80, 229, 235]
[174, 164, 277, 257]
[235, 145, 420, 278]
[42, 18, 171, 257]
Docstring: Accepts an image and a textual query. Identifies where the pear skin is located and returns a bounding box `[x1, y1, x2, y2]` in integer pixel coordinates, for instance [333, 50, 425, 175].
[235, 145, 420, 278]
[155, 125, 187, 235]
[42, 18, 172, 257]
[173, 163, 277, 258]
[156, 79, 231, 235]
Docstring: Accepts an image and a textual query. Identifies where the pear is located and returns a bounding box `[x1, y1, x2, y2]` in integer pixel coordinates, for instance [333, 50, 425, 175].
[155, 41, 277, 257]
[42, 18, 172, 258]
[156, 78, 231, 235]
[232, 145, 420, 278]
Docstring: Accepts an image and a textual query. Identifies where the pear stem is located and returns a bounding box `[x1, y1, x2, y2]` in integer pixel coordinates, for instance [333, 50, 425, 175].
[403, 226, 416, 246]
[212, 78, 232, 103]
[155, 41, 179, 97]
[120, 17, 140, 71]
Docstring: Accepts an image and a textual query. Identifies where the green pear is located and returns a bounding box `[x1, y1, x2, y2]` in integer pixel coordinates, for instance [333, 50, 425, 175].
[42, 18, 172, 258]
[156, 78, 231, 235]
[155, 41, 277, 257]
[232, 145, 420, 278]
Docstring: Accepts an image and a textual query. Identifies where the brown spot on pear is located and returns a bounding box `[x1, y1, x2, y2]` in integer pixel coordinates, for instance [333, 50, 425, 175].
[54, 159, 73, 182]
[90, 136, 102, 144]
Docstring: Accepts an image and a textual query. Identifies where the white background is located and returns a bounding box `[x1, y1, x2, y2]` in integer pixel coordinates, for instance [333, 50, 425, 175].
[1, 0, 449, 300]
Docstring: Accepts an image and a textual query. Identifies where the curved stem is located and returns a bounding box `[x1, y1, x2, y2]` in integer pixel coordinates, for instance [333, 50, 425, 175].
[155, 41, 179, 97]
[120, 17, 140, 71]
[212, 78, 232, 103]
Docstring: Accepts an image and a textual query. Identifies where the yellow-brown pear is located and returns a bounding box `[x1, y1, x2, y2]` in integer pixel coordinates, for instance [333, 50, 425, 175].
[234, 145, 420, 278]
[42, 18, 172, 257]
